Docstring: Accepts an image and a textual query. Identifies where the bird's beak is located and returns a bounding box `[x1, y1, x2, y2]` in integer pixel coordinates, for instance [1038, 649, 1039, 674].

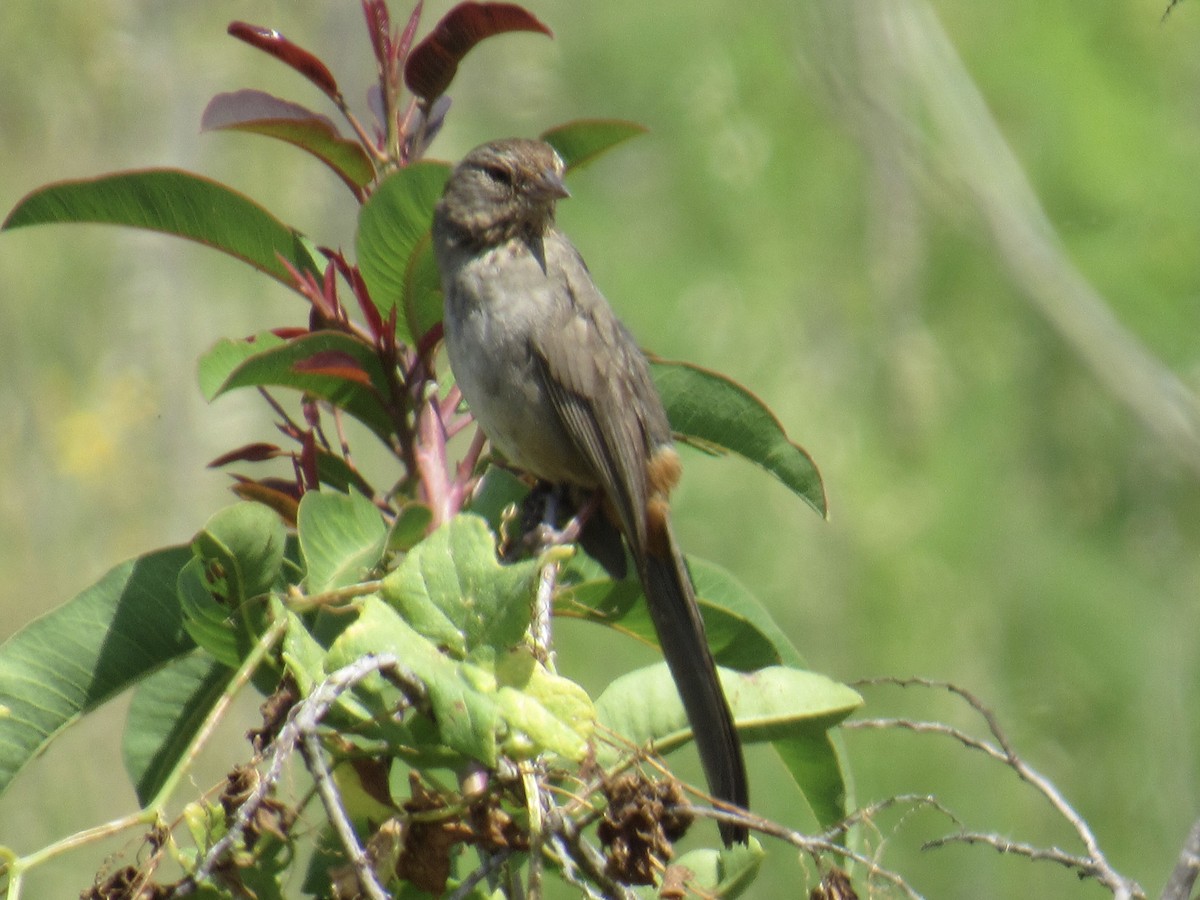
[534, 169, 570, 201]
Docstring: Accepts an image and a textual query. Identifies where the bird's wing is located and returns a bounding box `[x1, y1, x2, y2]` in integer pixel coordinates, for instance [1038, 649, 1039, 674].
[528, 236, 666, 549]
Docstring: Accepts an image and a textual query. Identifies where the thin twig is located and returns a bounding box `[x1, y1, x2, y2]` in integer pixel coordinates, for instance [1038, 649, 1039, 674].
[1161, 816, 1200, 900]
[553, 817, 637, 900]
[531, 556, 558, 664]
[169, 654, 422, 898]
[446, 849, 513, 900]
[544, 832, 611, 900]
[924, 831, 1116, 880]
[850, 677, 1144, 898]
[300, 733, 388, 900]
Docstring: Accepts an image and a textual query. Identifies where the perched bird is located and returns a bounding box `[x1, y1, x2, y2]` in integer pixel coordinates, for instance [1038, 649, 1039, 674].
[432, 138, 748, 845]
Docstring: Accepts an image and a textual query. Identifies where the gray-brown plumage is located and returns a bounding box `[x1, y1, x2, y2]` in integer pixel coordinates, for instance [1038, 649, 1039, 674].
[432, 138, 748, 845]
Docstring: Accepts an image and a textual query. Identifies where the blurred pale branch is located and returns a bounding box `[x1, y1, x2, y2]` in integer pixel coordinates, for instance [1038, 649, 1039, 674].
[808, 0, 1200, 475]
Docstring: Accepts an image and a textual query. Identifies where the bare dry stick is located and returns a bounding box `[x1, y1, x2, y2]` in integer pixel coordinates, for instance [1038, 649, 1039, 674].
[848, 677, 1144, 898]
[1160, 816, 1200, 900]
[168, 654, 425, 899]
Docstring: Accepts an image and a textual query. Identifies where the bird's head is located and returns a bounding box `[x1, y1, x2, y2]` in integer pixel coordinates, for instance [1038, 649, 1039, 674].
[435, 138, 569, 246]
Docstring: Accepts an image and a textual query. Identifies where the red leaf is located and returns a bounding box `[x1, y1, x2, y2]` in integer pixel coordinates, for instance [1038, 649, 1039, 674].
[395, 1, 426, 67]
[292, 350, 374, 386]
[362, 0, 393, 68]
[231, 477, 302, 525]
[228, 22, 340, 100]
[325, 250, 385, 342]
[208, 443, 283, 468]
[404, 2, 552, 102]
[299, 430, 320, 491]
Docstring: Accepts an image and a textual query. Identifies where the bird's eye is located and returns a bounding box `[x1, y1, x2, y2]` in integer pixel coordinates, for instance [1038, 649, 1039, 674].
[481, 164, 514, 187]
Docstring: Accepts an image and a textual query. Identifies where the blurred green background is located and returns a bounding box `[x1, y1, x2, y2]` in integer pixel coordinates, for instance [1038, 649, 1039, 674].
[3, 0, 1200, 896]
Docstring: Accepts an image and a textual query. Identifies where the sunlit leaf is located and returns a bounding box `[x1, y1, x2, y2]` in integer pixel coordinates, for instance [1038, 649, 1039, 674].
[200, 331, 395, 444]
[325, 596, 500, 764]
[540, 119, 648, 172]
[380, 513, 539, 657]
[773, 730, 853, 832]
[2, 169, 320, 287]
[297, 490, 388, 594]
[670, 841, 764, 899]
[176, 557, 242, 668]
[387, 502, 435, 552]
[651, 359, 827, 517]
[356, 163, 450, 345]
[192, 501, 289, 604]
[596, 663, 859, 830]
[559, 554, 803, 672]
[495, 648, 594, 761]
[595, 664, 858, 757]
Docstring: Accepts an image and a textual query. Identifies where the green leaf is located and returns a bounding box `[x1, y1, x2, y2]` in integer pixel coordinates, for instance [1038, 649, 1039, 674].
[495, 648, 594, 761]
[192, 501, 289, 603]
[280, 609, 330, 698]
[773, 730, 853, 832]
[297, 490, 388, 594]
[690, 559, 806, 670]
[595, 664, 859, 829]
[540, 119, 648, 172]
[325, 596, 500, 765]
[650, 359, 827, 517]
[200, 331, 395, 444]
[595, 664, 858, 758]
[2, 169, 320, 287]
[202, 90, 375, 194]
[559, 555, 803, 672]
[123, 651, 234, 806]
[178, 502, 286, 667]
[314, 445, 378, 497]
[464, 465, 530, 532]
[198, 332, 283, 401]
[176, 556, 243, 668]
[356, 162, 451, 345]
[386, 503, 434, 553]
[652, 841, 764, 898]
[562, 551, 856, 828]
[380, 514, 539, 657]
[0, 547, 194, 797]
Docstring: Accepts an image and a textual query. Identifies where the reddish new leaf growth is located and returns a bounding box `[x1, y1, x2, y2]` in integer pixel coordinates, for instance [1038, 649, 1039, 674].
[362, 0, 393, 69]
[231, 477, 302, 524]
[270, 327, 311, 340]
[279, 256, 341, 324]
[228, 22, 341, 101]
[299, 429, 320, 491]
[324, 249, 386, 343]
[415, 320, 444, 363]
[395, 1, 426, 70]
[404, 2, 552, 103]
[208, 443, 283, 468]
[292, 351, 374, 386]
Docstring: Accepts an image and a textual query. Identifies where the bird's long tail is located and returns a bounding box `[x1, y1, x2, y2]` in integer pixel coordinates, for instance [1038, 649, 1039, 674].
[637, 517, 749, 845]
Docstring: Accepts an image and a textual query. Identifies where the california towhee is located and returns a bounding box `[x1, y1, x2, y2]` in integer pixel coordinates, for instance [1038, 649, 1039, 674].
[433, 138, 748, 845]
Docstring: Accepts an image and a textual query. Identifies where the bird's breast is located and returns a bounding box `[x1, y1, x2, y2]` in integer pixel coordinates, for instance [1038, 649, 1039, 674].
[441, 241, 597, 488]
